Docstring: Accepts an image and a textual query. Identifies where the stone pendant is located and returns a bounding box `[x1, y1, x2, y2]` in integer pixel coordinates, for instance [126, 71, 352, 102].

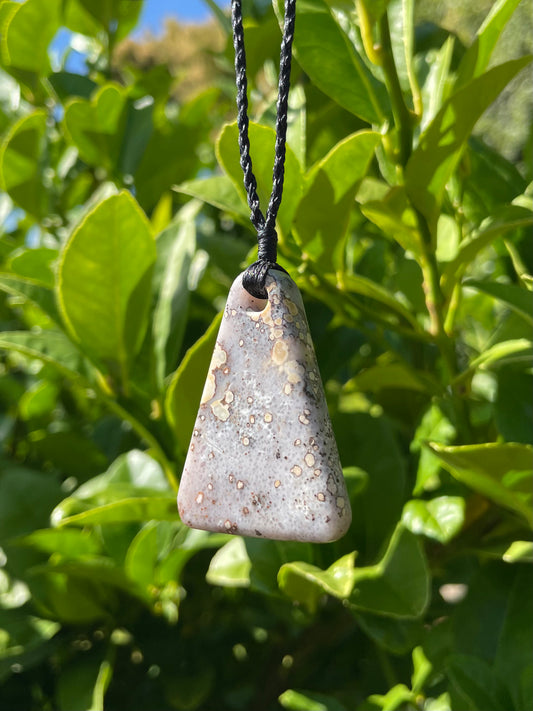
[177, 270, 351, 542]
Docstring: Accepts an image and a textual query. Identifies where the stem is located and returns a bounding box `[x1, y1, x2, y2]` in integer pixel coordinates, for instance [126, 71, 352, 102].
[416, 211, 472, 439]
[355, 0, 383, 65]
[378, 13, 414, 166]
[102, 394, 179, 492]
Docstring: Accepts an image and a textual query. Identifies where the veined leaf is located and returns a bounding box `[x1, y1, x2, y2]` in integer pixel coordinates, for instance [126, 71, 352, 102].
[454, 0, 523, 89]
[0, 330, 86, 379]
[275, 0, 389, 124]
[0, 110, 48, 218]
[405, 56, 532, 231]
[152, 202, 199, 387]
[1, 0, 60, 73]
[57, 191, 156, 387]
[464, 279, 533, 326]
[349, 524, 430, 618]
[174, 175, 249, 219]
[164, 312, 222, 457]
[216, 121, 303, 239]
[428, 442, 533, 526]
[293, 130, 380, 269]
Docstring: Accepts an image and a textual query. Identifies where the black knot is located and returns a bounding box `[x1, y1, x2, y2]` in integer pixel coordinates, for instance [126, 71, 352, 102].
[242, 260, 288, 300]
[257, 224, 278, 263]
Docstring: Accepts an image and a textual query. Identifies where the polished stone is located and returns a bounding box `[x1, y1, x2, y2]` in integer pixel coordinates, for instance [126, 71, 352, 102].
[177, 270, 351, 542]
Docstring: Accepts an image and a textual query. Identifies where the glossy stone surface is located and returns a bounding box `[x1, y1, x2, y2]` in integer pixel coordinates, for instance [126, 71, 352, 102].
[177, 270, 351, 542]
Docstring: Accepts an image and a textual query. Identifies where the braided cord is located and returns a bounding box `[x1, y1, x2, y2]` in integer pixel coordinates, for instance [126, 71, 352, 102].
[231, 0, 296, 298]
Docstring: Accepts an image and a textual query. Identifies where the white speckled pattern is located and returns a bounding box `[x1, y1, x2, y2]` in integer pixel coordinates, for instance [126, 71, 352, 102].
[177, 270, 351, 542]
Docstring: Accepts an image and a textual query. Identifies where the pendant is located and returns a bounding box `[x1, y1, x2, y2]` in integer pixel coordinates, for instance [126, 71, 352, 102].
[177, 269, 351, 542]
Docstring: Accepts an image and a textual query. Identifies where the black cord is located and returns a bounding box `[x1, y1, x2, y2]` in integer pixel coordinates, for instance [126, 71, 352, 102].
[231, 0, 296, 299]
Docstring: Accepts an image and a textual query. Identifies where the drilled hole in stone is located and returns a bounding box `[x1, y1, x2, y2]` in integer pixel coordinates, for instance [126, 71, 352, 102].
[244, 289, 268, 314]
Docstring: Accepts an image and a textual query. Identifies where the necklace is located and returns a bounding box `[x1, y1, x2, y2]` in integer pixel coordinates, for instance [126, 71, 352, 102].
[177, 0, 351, 542]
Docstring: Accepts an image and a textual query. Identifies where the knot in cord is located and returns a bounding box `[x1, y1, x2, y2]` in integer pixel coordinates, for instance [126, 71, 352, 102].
[231, 0, 296, 298]
[242, 223, 287, 299]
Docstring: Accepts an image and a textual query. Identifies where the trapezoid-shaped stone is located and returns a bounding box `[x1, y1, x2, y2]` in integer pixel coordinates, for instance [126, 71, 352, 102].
[177, 269, 351, 542]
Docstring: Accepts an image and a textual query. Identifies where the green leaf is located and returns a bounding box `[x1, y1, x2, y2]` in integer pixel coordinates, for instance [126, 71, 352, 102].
[360, 186, 421, 256]
[7, 247, 57, 287]
[0, 465, 62, 541]
[63, 83, 127, 171]
[333, 411, 406, 562]
[51, 450, 177, 527]
[337, 273, 421, 330]
[278, 552, 356, 612]
[152, 202, 198, 387]
[427, 442, 533, 526]
[18, 528, 101, 558]
[1, 0, 60, 73]
[135, 121, 201, 212]
[503, 540, 533, 563]
[52, 495, 178, 527]
[205, 537, 250, 588]
[57, 651, 113, 711]
[346, 361, 440, 395]
[464, 279, 533, 326]
[174, 175, 249, 219]
[349, 525, 430, 618]
[18, 380, 58, 420]
[419, 36, 455, 131]
[454, 0, 523, 89]
[276, 0, 388, 124]
[452, 564, 533, 711]
[279, 689, 347, 711]
[405, 56, 532, 230]
[62, 0, 142, 40]
[402, 497, 465, 543]
[216, 122, 303, 239]
[447, 655, 509, 711]
[48, 71, 98, 101]
[57, 191, 156, 385]
[0, 274, 61, 323]
[0, 330, 86, 379]
[0, 111, 48, 217]
[354, 612, 423, 655]
[165, 312, 222, 456]
[293, 130, 380, 269]
[124, 521, 166, 591]
[454, 339, 533, 385]
[441, 205, 533, 294]
[412, 404, 456, 495]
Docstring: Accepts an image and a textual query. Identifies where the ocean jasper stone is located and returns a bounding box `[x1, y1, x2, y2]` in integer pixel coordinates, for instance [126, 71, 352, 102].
[177, 269, 351, 542]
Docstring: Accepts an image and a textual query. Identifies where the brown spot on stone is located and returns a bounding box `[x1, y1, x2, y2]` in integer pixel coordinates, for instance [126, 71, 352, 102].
[211, 399, 230, 422]
[201, 373, 216, 404]
[249, 415, 255, 424]
[284, 383, 292, 395]
[195, 492, 204, 504]
[247, 396, 253, 404]
[224, 520, 232, 529]
[264, 412, 273, 423]
[317, 492, 326, 502]
[337, 497, 345, 509]
[291, 465, 302, 477]
[237, 480, 244, 489]
[272, 339, 288, 365]
[314, 468, 322, 477]
[298, 414, 309, 425]
[305, 453, 315, 468]
[242, 507, 249, 515]
[212, 343, 227, 370]
[242, 436, 250, 446]
[294, 439, 301, 446]
[274, 480, 281, 488]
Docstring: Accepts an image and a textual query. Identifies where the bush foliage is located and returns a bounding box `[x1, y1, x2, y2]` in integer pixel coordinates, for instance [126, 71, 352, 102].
[0, 0, 532, 709]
